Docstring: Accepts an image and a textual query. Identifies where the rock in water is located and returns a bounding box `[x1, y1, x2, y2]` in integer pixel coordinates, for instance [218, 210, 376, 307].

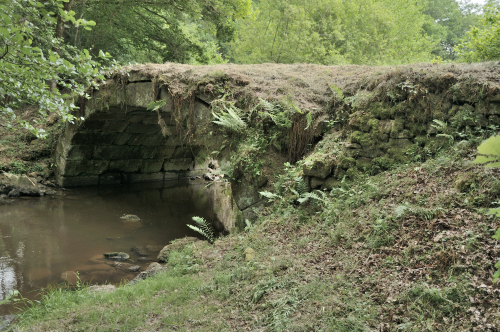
[120, 214, 141, 221]
[103, 252, 130, 260]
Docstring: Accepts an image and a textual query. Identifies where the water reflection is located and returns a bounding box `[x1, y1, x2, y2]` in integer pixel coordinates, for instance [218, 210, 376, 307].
[0, 180, 222, 315]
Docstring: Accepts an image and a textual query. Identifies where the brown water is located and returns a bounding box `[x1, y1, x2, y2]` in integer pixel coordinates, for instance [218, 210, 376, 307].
[0, 180, 221, 316]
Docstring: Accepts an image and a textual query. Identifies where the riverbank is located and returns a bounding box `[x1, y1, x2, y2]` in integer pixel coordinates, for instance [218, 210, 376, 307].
[8, 141, 500, 330]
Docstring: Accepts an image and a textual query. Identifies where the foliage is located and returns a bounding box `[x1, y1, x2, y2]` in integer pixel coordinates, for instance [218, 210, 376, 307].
[231, 0, 435, 65]
[473, 135, 500, 282]
[455, 2, 500, 61]
[187, 216, 215, 243]
[422, 0, 480, 60]
[0, 0, 113, 136]
[212, 104, 247, 132]
[67, 0, 252, 64]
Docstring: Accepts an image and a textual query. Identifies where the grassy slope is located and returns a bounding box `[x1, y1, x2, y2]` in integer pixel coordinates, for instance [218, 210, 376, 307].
[10, 142, 500, 331]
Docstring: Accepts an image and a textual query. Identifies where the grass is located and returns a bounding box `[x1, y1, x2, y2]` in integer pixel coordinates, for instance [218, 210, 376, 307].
[8, 141, 500, 331]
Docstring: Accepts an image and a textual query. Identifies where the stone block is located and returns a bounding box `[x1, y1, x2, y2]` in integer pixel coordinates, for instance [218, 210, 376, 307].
[141, 134, 166, 146]
[172, 146, 195, 158]
[126, 134, 147, 146]
[232, 181, 261, 211]
[153, 146, 175, 159]
[164, 172, 179, 181]
[109, 159, 142, 172]
[163, 158, 194, 171]
[113, 132, 133, 145]
[125, 82, 154, 109]
[71, 131, 118, 146]
[103, 120, 130, 132]
[57, 175, 99, 187]
[303, 158, 333, 178]
[489, 115, 500, 126]
[310, 177, 325, 189]
[99, 172, 122, 185]
[322, 177, 340, 190]
[140, 160, 164, 173]
[127, 173, 164, 183]
[143, 116, 160, 125]
[127, 71, 152, 82]
[60, 160, 109, 176]
[94, 146, 142, 160]
[489, 102, 500, 115]
[82, 120, 106, 130]
[159, 87, 173, 113]
[125, 123, 161, 134]
[359, 148, 383, 159]
[64, 145, 95, 161]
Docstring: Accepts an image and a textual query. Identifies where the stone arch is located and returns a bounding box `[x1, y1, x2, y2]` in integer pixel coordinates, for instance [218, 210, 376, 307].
[55, 76, 213, 187]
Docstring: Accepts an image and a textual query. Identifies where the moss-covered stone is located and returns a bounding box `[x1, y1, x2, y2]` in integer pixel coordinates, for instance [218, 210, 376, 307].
[337, 154, 356, 169]
[372, 156, 395, 171]
[349, 112, 375, 132]
[454, 173, 481, 193]
[389, 118, 405, 139]
[350, 131, 373, 148]
[356, 157, 372, 172]
[367, 102, 394, 120]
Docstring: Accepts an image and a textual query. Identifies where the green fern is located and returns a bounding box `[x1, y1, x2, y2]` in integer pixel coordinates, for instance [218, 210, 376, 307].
[294, 177, 308, 197]
[187, 216, 215, 243]
[212, 105, 247, 132]
[260, 191, 283, 202]
[297, 190, 327, 204]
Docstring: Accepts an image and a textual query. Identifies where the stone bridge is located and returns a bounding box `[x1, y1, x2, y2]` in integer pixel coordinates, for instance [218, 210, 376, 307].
[55, 71, 219, 187]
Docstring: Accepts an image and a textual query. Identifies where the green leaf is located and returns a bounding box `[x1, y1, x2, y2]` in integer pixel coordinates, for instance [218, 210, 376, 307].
[474, 135, 500, 167]
[493, 227, 500, 241]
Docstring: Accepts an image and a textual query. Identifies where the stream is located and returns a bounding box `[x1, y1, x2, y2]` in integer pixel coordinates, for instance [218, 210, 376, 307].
[0, 179, 222, 318]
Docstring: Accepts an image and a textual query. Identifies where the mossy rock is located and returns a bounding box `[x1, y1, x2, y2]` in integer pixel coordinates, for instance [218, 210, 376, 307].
[389, 118, 405, 139]
[337, 154, 356, 169]
[157, 237, 201, 263]
[350, 131, 373, 148]
[372, 156, 395, 171]
[356, 157, 372, 172]
[367, 102, 394, 120]
[302, 154, 335, 178]
[349, 112, 375, 132]
[454, 173, 481, 193]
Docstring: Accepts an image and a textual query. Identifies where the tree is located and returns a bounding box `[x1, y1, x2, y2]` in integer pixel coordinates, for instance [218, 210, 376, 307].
[455, 1, 500, 61]
[66, 0, 252, 64]
[231, 0, 435, 65]
[423, 0, 480, 60]
[0, 0, 112, 136]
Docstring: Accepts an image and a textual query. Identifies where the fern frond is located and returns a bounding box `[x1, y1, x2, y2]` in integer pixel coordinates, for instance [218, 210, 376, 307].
[298, 190, 327, 204]
[212, 105, 247, 132]
[259, 191, 283, 202]
[295, 177, 308, 197]
[305, 112, 313, 130]
[188, 216, 215, 243]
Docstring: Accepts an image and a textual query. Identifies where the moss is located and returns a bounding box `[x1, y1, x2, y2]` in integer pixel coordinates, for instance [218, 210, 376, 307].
[337, 154, 356, 169]
[372, 156, 395, 171]
[350, 131, 372, 147]
[356, 157, 372, 172]
[450, 104, 477, 129]
[349, 112, 375, 132]
[345, 167, 360, 179]
[367, 102, 394, 120]
[389, 118, 405, 138]
[454, 173, 481, 193]
[405, 122, 427, 136]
